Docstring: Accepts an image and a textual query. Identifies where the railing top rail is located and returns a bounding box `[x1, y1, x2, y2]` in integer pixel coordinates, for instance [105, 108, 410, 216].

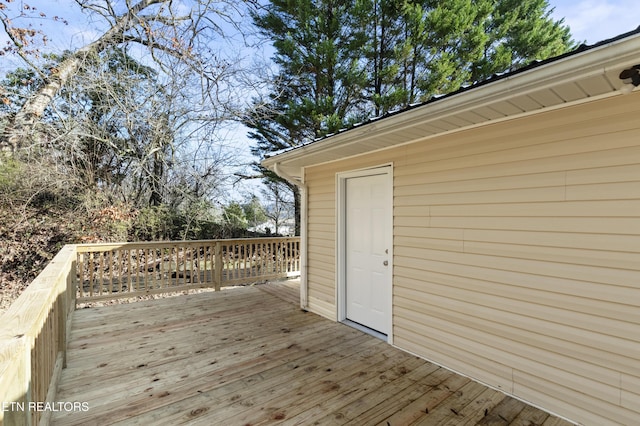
[75, 236, 299, 252]
[0, 244, 77, 425]
[0, 244, 76, 340]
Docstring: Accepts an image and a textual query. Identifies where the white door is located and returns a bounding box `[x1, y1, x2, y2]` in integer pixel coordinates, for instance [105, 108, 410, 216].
[344, 172, 391, 335]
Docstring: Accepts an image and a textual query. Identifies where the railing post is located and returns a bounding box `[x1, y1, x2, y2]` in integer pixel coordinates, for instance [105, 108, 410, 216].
[62, 256, 77, 368]
[57, 282, 68, 372]
[214, 241, 222, 291]
[0, 336, 30, 426]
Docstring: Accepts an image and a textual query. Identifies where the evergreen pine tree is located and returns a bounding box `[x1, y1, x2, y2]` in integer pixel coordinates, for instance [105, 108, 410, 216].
[245, 0, 574, 233]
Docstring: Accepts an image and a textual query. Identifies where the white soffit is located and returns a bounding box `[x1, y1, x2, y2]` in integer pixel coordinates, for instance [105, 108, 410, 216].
[263, 30, 640, 180]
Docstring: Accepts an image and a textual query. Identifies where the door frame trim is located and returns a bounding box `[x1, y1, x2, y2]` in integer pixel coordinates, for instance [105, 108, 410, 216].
[336, 164, 393, 344]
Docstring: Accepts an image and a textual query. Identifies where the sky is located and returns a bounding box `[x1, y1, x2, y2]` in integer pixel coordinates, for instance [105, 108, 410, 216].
[2, 0, 637, 68]
[549, 0, 638, 44]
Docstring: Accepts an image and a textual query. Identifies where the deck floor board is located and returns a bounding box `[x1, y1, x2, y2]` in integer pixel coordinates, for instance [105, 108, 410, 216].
[51, 281, 574, 426]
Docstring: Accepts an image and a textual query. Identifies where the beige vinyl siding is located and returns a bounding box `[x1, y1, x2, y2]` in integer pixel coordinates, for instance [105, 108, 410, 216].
[302, 92, 640, 425]
[305, 166, 337, 319]
[393, 93, 640, 426]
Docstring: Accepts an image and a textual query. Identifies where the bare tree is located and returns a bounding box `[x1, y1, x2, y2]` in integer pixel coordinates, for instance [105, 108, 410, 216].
[261, 180, 293, 236]
[0, 0, 255, 154]
[42, 46, 234, 209]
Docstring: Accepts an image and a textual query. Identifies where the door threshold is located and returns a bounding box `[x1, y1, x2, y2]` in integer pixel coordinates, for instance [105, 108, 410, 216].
[343, 319, 387, 341]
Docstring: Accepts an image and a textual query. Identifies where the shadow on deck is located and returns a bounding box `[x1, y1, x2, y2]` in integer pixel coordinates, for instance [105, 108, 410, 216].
[51, 280, 573, 425]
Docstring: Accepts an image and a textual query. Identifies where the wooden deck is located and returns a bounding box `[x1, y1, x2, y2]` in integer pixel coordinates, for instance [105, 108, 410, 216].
[51, 280, 573, 426]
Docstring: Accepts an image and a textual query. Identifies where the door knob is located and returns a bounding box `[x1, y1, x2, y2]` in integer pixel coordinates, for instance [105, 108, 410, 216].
[383, 260, 388, 266]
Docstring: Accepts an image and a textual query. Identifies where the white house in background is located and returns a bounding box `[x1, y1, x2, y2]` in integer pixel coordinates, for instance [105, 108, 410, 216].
[263, 28, 640, 426]
[248, 218, 295, 236]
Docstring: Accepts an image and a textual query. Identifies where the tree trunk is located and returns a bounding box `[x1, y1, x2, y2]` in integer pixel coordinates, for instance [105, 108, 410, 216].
[2, 56, 82, 153]
[0, 0, 162, 154]
[149, 142, 165, 207]
[293, 185, 301, 236]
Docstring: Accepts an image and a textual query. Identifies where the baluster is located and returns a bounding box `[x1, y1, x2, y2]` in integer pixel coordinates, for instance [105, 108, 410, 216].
[99, 251, 105, 296]
[116, 249, 121, 294]
[126, 249, 132, 292]
[78, 252, 85, 299]
[249, 242, 255, 278]
[182, 245, 187, 287]
[108, 250, 114, 294]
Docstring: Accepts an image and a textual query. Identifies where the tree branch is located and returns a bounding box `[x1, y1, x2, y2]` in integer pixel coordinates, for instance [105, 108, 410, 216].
[119, 35, 186, 58]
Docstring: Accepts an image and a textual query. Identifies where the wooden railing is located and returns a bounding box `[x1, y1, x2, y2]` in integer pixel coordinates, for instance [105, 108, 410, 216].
[0, 237, 300, 425]
[0, 245, 76, 426]
[76, 237, 300, 302]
